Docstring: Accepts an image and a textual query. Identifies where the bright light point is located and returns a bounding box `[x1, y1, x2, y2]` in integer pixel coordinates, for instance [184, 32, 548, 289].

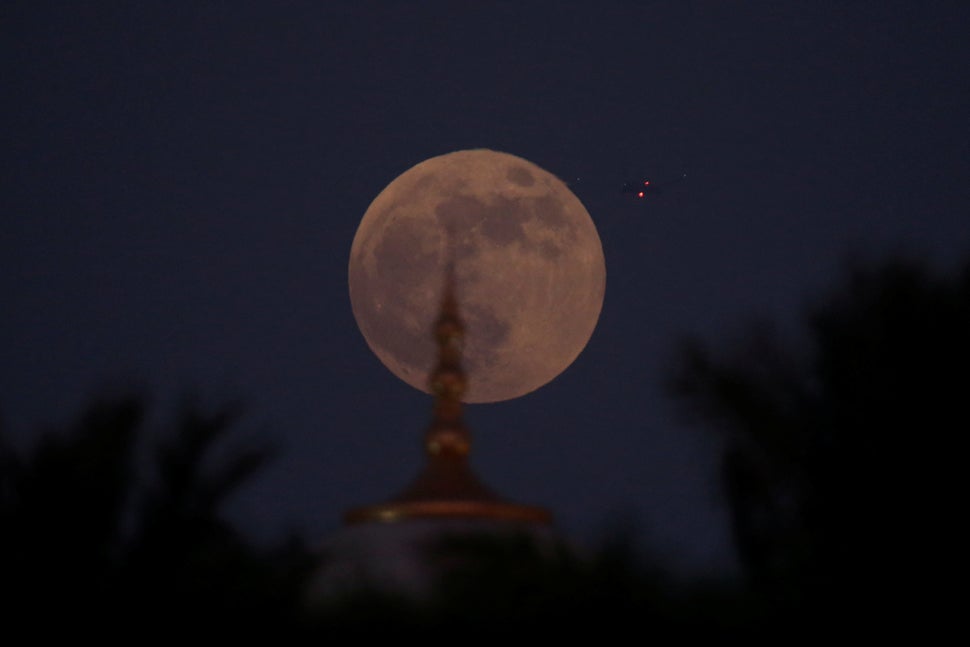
[644, 180, 650, 185]
[637, 191, 645, 198]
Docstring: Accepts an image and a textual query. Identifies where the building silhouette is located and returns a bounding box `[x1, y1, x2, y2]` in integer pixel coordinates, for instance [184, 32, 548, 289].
[309, 266, 554, 599]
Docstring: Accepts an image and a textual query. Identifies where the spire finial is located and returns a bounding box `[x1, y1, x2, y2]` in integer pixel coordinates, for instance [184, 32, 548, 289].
[425, 262, 470, 456]
[343, 252, 551, 525]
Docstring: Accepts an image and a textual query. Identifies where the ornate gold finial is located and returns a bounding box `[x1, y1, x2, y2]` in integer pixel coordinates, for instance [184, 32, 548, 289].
[425, 262, 470, 457]
[344, 263, 551, 525]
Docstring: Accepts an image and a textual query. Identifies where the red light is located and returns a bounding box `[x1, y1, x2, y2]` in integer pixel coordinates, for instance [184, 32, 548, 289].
[644, 180, 650, 186]
[637, 191, 645, 198]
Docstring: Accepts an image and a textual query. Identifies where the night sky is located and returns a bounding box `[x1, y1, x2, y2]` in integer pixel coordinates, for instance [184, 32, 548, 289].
[3, 2, 969, 576]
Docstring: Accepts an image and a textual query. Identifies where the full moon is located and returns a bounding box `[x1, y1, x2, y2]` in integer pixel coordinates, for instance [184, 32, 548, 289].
[349, 149, 605, 403]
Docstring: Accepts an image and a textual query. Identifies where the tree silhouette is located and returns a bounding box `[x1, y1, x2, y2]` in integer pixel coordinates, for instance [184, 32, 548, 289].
[0, 395, 314, 634]
[669, 256, 970, 633]
[313, 527, 755, 637]
[1, 398, 143, 619]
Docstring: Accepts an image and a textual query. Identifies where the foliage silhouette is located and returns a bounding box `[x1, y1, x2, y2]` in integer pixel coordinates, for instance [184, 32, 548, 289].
[0, 395, 314, 634]
[0, 391, 770, 637]
[1, 397, 141, 615]
[668, 255, 970, 633]
[10, 252, 961, 635]
[310, 527, 760, 638]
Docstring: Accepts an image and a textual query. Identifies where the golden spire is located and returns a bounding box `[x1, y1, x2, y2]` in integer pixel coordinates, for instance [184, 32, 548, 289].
[424, 262, 471, 458]
[344, 264, 551, 525]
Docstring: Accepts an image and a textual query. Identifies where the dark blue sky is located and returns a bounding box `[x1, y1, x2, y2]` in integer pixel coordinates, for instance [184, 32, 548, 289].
[3, 1, 969, 575]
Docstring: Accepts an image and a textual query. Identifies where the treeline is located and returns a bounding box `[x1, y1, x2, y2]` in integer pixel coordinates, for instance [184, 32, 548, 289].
[2, 253, 965, 637]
